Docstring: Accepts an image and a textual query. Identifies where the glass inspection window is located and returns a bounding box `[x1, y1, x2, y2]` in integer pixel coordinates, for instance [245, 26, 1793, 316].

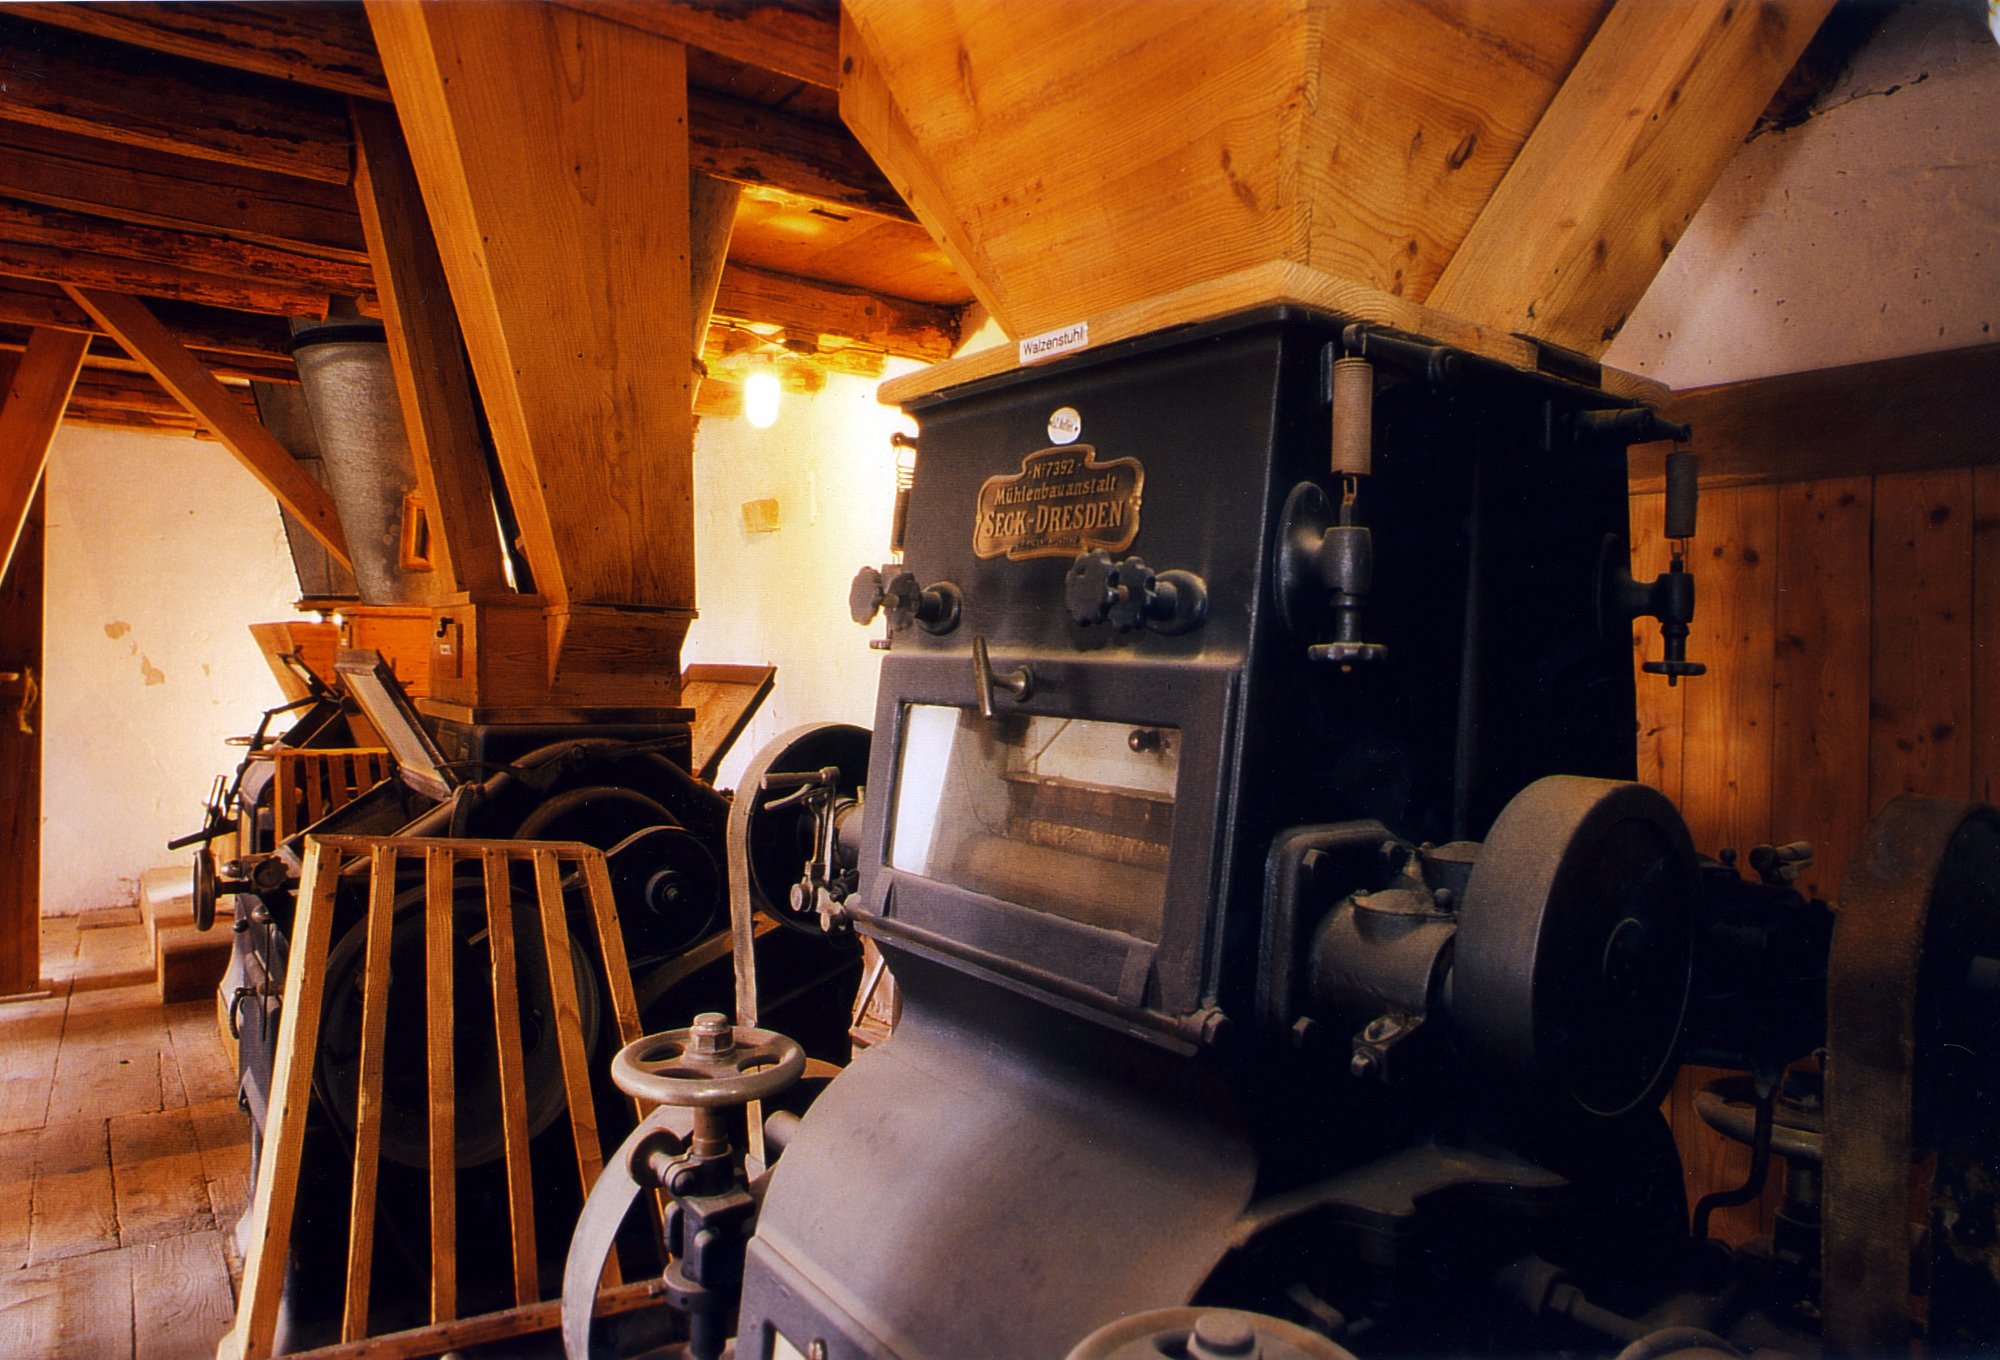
[889, 703, 1180, 942]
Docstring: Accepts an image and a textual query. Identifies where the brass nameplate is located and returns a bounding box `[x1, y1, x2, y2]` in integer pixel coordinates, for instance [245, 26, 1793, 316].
[972, 445, 1143, 561]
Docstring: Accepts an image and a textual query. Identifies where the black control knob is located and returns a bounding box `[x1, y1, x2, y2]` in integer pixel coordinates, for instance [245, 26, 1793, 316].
[849, 564, 961, 635]
[1065, 550, 1207, 636]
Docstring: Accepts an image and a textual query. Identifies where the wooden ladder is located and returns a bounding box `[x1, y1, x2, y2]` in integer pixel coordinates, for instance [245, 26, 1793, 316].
[222, 835, 659, 1360]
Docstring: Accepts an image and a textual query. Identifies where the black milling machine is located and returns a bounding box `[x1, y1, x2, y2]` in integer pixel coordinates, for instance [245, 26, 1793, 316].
[563, 306, 2000, 1360]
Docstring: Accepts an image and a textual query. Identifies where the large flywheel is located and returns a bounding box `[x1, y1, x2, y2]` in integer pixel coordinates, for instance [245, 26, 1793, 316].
[1453, 775, 1699, 1119]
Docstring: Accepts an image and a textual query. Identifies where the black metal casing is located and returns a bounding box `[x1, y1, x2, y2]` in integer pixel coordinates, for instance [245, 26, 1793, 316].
[854, 307, 1642, 1047]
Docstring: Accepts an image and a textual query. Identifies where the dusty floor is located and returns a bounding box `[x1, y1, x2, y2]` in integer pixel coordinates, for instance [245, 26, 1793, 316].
[0, 908, 247, 1358]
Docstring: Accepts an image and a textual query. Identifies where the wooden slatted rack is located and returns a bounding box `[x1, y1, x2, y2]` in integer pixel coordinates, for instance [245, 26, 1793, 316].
[270, 747, 395, 841]
[222, 834, 650, 1360]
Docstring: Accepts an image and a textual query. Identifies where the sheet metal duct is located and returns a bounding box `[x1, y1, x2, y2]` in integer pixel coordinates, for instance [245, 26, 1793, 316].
[287, 318, 442, 607]
[250, 379, 358, 603]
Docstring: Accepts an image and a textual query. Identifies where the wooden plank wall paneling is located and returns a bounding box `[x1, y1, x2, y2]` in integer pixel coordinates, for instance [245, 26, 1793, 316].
[1634, 467, 2000, 1243]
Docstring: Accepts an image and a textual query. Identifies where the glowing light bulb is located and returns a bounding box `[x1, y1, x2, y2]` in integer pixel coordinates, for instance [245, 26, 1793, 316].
[744, 369, 781, 429]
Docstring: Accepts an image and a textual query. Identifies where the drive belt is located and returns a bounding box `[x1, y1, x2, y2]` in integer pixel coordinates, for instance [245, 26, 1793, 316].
[1823, 796, 2000, 1355]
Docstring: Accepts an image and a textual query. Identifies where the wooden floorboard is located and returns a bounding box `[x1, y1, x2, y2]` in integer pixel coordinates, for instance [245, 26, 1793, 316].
[0, 990, 65, 1133]
[131, 1230, 236, 1360]
[111, 1106, 214, 1246]
[0, 1245, 136, 1358]
[27, 1119, 118, 1262]
[47, 983, 182, 1124]
[0, 916, 245, 1360]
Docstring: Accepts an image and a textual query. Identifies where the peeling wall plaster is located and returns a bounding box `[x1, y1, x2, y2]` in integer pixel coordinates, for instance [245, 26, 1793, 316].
[42, 425, 300, 915]
[1606, 0, 2000, 388]
[39, 372, 919, 911]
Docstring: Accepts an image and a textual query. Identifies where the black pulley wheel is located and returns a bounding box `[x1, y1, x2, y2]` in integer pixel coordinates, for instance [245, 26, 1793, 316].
[513, 784, 675, 847]
[605, 824, 723, 959]
[735, 722, 871, 934]
[1453, 775, 1697, 1118]
[315, 872, 602, 1169]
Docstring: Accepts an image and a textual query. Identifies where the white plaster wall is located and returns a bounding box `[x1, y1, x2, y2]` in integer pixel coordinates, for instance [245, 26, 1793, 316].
[1607, 0, 2000, 388]
[681, 367, 919, 791]
[41, 426, 301, 915]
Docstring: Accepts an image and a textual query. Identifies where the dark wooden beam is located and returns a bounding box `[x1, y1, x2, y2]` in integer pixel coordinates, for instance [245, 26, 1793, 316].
[0, 195, 374, 298]
[67, 286, 351, 565]
[0, 2, 388, 100]
[1629, 344, 2000, 492]
[0, 325, 295, 386]
[549, 0, 838, 89]
[0, 13, 351, 184]
[69, 368, 257, 420]
[713, 262, 960, 362]
[63, 399, 201, 436]
[690, 88, 910, 222]
[0, 118, 368, 261]
[10, 0, 841, 95]
[0, 279, 316, 360]
[0, 327, 86, 585]
[0, 238, 331, 316]
[0, 4, 889, 222]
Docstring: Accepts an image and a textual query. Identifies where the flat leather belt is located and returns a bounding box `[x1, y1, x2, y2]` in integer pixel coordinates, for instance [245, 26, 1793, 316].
[1823, 796, 2000, 1355]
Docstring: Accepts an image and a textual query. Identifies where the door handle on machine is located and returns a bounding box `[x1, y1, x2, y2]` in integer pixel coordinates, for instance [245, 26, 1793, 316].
[971, 636, 1033, 720]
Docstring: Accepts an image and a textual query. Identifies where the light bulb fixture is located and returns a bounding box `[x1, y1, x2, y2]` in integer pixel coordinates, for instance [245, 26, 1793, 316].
[744, 367, 782, 429]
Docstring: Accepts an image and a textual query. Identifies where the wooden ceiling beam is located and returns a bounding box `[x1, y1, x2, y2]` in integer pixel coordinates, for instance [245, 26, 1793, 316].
[0, 280, 296, 359]
[1425, 0, 1835, 358]
[0, 326, 87, 583]
[0, 196, 374, 299]
[0, 13, 352, 185]
[690, 87, 911, 223]
[0, 118, 368, 263]
[0, 240, 330, 317]
[66, 285, 350, 566]
[10, 0, 841, 96]
[714, 262, 960, 363]
[0, 2, 388, 101]
[1, 4, 886, 225]
[69, 368, 259, 418]
[0, 327, 294, 387]
[549, 0, 838, 89]
[62, 401, 201, 436]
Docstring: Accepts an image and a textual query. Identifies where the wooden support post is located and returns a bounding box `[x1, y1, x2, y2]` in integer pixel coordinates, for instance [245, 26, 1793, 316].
[367, 0, 697, 704]
[0, 327, 87, 585]
[1426, 0, 1836, 357]
[350, 99, 507, 596]
[62, 287, 353, 568]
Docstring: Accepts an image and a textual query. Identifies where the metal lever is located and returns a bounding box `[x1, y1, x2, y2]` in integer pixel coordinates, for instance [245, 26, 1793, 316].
[970, 636, 1033, 720]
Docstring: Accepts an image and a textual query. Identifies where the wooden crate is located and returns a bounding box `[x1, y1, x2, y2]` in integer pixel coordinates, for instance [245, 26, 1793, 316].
[222, 835, 649, 1360]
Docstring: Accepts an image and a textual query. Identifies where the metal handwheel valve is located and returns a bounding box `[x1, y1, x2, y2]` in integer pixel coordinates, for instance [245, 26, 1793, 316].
[567, 1014, 806, 1360]
[612, 1012, 806, 1112]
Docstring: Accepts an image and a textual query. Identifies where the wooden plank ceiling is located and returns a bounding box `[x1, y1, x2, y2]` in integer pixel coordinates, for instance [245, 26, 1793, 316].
[0, 0, 975, 439]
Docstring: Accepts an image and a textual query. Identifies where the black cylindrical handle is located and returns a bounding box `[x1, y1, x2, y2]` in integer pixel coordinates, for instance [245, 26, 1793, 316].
[1664, 451, 1699, 540]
